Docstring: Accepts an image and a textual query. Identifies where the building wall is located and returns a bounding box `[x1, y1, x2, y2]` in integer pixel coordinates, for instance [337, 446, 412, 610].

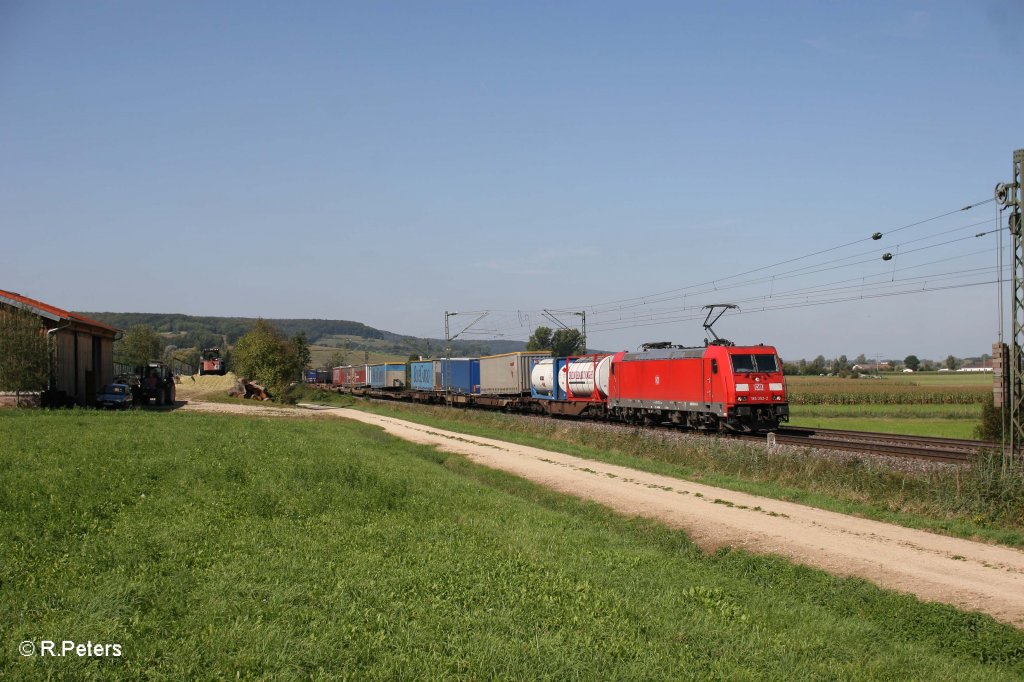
[76, 331, 92, 404]
[53, 329, 116, 405]
[55, 331, 75, 397]
[99, 337, 113, 387]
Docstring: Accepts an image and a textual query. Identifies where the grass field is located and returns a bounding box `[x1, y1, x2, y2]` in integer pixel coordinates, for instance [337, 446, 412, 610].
[786, 373, 994, 438]
[786, 415, 980, 438]
[308, 345, 406, 369]
[787, 403, 984, 439]
[3, 409, 1023, 679]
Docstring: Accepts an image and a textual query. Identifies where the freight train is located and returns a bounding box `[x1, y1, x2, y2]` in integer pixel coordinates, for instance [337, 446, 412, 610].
[321, 338, 788, 433]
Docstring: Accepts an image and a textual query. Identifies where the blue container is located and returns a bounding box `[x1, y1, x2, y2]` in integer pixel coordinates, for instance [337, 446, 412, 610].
[304, 369, 319, 384]
[410, 361, 435, 391]
[441, 358, 480, 394]
[370, 363, 406, 389]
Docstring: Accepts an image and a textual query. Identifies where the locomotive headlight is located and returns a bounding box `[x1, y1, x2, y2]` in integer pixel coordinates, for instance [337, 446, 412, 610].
[736, 396, 748, 402]
[769, 383, 783, 391]
[735, 383, 749, 391]
[773, 395, 783, 401]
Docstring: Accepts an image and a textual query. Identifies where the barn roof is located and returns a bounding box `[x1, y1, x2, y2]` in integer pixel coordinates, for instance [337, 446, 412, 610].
[0, 289, 120, 335]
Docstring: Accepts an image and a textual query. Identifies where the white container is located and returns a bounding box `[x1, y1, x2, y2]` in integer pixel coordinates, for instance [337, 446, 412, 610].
[531, 358, 556, 396]
[480, 352, 549, 395]
[559, 356, 611, 398]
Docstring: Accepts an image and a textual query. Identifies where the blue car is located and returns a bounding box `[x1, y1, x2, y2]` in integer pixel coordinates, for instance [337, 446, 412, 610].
[96, 383, 134, 409]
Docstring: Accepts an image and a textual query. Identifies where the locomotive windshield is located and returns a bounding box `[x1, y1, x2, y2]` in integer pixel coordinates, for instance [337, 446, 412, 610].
[730, 353, 779, 373]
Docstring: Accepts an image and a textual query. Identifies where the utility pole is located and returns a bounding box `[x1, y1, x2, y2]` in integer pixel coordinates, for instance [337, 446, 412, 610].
[443, 310, 488, 404]
[997, 149, 1024, 459]
[579, 310, 586, 352]
[444, 311, 452, 402]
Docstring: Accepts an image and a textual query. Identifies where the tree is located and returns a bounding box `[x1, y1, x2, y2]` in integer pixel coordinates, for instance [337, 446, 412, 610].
[527, 326, 553, 352]
[945, 355, 960, 371]
[0, 307, 50, 403]
[232, 319, 304, 397]
[323, 350, 347, 371]
[854, 353, 867, 365]
[904, 355, 920, 371]
[834, 355, 849, 372]
[291, 331, 311, 370]
[550, 328, 586, 357]
[808, 355, 827, 375]
[118, 325, 162, 367]
[171, 346, 200, 372]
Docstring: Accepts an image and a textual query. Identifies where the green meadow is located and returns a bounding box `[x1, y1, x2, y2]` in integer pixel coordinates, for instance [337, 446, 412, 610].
[786, 373, 993, 439]
[2, 409, 1023, 679]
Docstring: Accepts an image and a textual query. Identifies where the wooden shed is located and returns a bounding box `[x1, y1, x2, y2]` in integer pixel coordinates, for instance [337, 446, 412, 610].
[0, 289, 120, 406]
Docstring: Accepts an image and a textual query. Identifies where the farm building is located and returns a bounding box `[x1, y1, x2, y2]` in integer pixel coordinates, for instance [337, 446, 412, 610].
[851, 362, 892, 372]
[0, 289, 120, 406]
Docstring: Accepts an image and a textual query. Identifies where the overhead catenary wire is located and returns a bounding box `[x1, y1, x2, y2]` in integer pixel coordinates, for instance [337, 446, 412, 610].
[443, 197, 1003, 343]
[585, 218, 996, 315]
[472, 248, 1004, 339]
[583, 246, 1005, 331]
[583, 226, 999, 320]
[584, 262, 1004, 329]
[556, 198, 997, 314]
[588, 278, 1001, 334]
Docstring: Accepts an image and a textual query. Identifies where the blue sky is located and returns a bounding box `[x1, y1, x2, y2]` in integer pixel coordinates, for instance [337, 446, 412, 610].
[2, 1, 1021, 360]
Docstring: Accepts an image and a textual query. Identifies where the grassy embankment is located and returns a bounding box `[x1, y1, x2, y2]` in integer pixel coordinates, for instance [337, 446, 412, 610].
[338, 398, 1024, 546]
[786, 373, 990, 439]
[2, 409, 1023, 679]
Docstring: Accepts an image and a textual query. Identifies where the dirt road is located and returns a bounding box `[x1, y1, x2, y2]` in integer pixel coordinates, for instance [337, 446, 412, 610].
[183, 400, 1024, 627]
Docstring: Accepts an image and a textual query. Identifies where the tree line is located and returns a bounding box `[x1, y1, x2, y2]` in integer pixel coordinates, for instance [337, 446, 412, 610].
[782, 353, 978, 376]
[81, 312, 402, 345]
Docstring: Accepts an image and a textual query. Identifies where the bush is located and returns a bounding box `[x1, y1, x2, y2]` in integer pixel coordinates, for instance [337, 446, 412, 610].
[958, 448, 1024, 527]
[231, 320, 304, 400]
[975, 394, 1009, 441]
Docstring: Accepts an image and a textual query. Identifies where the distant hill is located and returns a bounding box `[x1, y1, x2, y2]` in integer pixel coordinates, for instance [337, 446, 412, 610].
[79, 311, 527, 358]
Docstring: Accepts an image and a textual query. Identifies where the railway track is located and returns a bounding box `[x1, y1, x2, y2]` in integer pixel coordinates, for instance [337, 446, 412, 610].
[351, 392, 995, 466]
[756, 427, 998, 464]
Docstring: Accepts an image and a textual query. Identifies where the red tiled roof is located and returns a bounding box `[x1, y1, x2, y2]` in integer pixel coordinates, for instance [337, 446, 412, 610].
[0, 289, 120, 334]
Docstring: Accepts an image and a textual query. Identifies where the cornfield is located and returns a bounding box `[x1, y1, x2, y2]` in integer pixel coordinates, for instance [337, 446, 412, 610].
[785, 378, 990, 405]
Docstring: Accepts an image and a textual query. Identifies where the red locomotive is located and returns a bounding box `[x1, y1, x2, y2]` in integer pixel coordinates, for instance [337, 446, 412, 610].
[607, 342, 787, 431]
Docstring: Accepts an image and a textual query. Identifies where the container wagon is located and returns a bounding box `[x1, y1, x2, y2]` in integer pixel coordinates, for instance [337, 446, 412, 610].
[479, 352, 550, 395]
[370, 363, 406, 389]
